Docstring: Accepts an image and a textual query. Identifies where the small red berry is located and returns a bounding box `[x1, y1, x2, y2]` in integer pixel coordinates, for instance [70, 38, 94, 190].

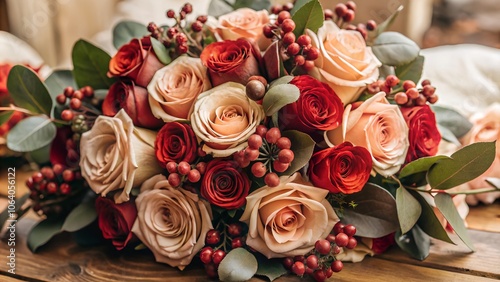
[303, 60, 315, 71]
[287, 43, 300, 56]
[428, 94, 439, 104]
[334, 3, 348, 18]
[81, 86, 94, 98]
[62, 169, 75, 182]
[61, 110, 74, 121]
[315, 239, 331, 255]
[212, 249, 226, 265]
[167, 27, 178, 38]
[335, 233, 349, 247]
[394, 92, 409, 105]
[187, 169, 201, 183]
[64, 87, 74, 98]
[231, 237, 244, 248]
[294, 55, 306, 66]
[344, 224, 357, 237]
[263, 24, 275, 38]
[421, 79, 431, 86]
[270, 5, 283, 15]
[331, 260, 343, 272]
[346, 1, 357, 11]
[333, 222, 345, 235]
[276, 137, 291, 150]
[265, 127, 281, 144]
[166, 162, 177, 173]
[343, 9, 355, 22]
[291, 261, 306, 276]
[56, 94, 67, 105]
[416, 94, 427, 106]
[366, 20, 377, 31]
[227, 223, 243, 237]
[281, 19, 295, 33]
[402, 80, 416, 91]
[283, 257, 294, 269]
[166, 9, 176, 18]
[422, 85, 436, 97]
[332, 245, 342, 254]
[277, 11, 291, 24]
[294, 255, 305, 262]
[313, 269, 327, 282]
[248, 134, 263, 149]
[264, 172, 280, 187]
[326, 233, 336, 243]
[306, 255, 319, 269]
[195, 162, 206, 174]
[205, 229, 221, 245]
[406, 88, 420, 99]
[305, 47, 319, 61]
[60, 183, 71, 195]
[297, 35, 311, 47]
[178, 161, 191, 175]
[168, 173, 181, 187]
[191, 21, 203, 32]
[251, 162, 267, 178]
[199, 247, 213, 264]
[346, 237, 358, 249]
[197, 15, 208, 23]
[182, 3, 193, 14]
[385, 75, 400, 88]
[70, 98, 82, 110]
[282, 32, 296, 46]
[244, 148, 260, 161]
[273, 160, 289, 173]
[278, 149, 294, 163]
[72, 90, 83, 100]
[324, 9, 334, 20]
[47, 182, 58, 194]
[53, 164, 64, 175]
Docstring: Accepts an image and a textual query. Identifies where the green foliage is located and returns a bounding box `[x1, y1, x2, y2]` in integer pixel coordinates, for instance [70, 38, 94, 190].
[7, 65, 52, 115]
[292, 0, 323, 37]
[44, 70, 77, 99]
[151, 37, 172, 65]
[112, 21, 149, 49]
[281, 130, 315, 175]
[0, 110, 13, 126]
[396, 187, 421, 234]
[255, 254, 287, 281]
[218, 248, 258, 281]
[28, 217, 64, 252]
[372, 32, 420, 66]
[432, 105, 473, 140]
[61, 199, 98, 232]
[369, 5, 404, 41]
[262, 83, 300, 116]
[399, 155, 451, 179]
[7, 115, 56, 152]
[395, 224, 430, 261]
[208, 0, 271, 17]
[395, 55, 424, 84]
[72, 39, 116, 90]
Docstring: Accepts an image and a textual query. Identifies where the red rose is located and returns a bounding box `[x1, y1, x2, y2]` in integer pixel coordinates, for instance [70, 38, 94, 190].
[201, 159, 250, 209]
[95, 196, 137, 250]
[155, 122, 198, 167]
[108, 36, 164, 87]
[49, 126, 79, 167]
[400, 105, 441, 163]
[0, 63, 13, 95]
[102, 80, 163, 129]
[371, 232, 395, 254]
[308, 142, 372, 194]
[200, 38, 261, 86]
[280, 75, 343, 135]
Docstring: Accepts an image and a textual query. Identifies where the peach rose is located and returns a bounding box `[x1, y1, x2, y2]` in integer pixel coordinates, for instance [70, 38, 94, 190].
[212, 8, 271, 51]
[325, 92, 409, 177]
[132, 174, 213, 270]
[147, 56, 211, 122]
[307, 21, 382, 105]
[190, 82, 265, 157]
[240, 173, 338, 258]
[79, 110, 163, 203]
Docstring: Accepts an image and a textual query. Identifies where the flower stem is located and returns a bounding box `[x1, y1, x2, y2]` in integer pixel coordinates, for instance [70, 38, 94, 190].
[446, 187, 500, 195]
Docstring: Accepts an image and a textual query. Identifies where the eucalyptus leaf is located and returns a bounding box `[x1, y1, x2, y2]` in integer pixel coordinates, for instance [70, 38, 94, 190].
[427, 141, 496, 190]
[395, 224, 430, 261]
[342, 183, 399, 238]
[0, 110, 13, 126]
[434, 193, 475, 251]
[72, 39, 115, 89]
[370, 5, 404, 40]
[61, 199, 97, 232]
[268, 75, 294, 89]
[112, 20, 149, 49]
[438, 124, 462, 146]
[372, 32, 420, 66]
[29, 143, 51, 164]
[262, 84, 300, 116]
[28, 217, 64, 252]
[218, 248, 258, 281]
[44, 70, 77, 99]
[233, 0, 270, 10]
[396, 187, 422, 234]
[208, 0, 234, 17]
[290, 0, 310, 14]
[395, 55, 424, 84]
[7, 115, 57, 152]
[432, 105, 473, 139]
[281, 130, 315, 175]
[292, 0, 323, 37]
[255, 254, 287, 281]
[7, 65, 52, 115]
[151, 37, 171, 65]
[399, 155, 451, 179]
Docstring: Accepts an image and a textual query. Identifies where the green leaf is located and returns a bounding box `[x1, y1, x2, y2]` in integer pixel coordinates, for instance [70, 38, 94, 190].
[290, 0, 310, 14]
[255, 254, 287, 281]
[6, 115, 57, 152]
[262, 84, 300, 116]
[281, 130, 315, 175]
[438, 124, 462, 146]
[7, 65, 52, 115]
[396, 187, 422, 234]
[432, 105, 473, 140]
[0, 110, 13, 126]
[208, 0, 233, 17]
[72, 39, 115, 89]
[342, 183, 399, 238]
[372, 32, 420, 66]
[112, 20, 149, 49]
[427, 141, 496, 190]
[44, 70, 77, 99]
[370, 5, 404, 40]
[395, 55, 424, 84]
[409, 190, 454, 244]
[268, 75, 293, 89]
[28, 217, 64, 252]
[61, 200, 97, 232]
[218, 248, 258, 281]
[399, 155, 451, 179]
[150, 37, 172, 65]
[233, 0, 271, 10]
[395, 224, 430, 261]
[292, 0, 323, 37]
[29, 143, 51, 164]
[434, 193, 474, 251]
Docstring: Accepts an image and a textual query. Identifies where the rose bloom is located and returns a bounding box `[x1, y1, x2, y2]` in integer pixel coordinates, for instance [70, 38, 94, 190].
[361, 233, 396, 254]
[200, 38, 261, 86]
[95, 196, 137, 250]
[212, 8, 271, 51]
[240, 173, 338, 258]
[307, 21, 382, 105]
[102, 80, 163, 129]
[191, 82, 265, 157]
[0, 63, 13, 95]
[79, 110, 163, 203]
[201, 159, 250, 209]
[49, 126, 79, 167]
[131, 174, 213, 270]
[147, 56, 211, 122]
[400, 105, 441, 163]
[325, 92, 409, 177]
[155, 122, 198, 167]
[308, 142, 372, 194]
[108, 36, 164, 87]
[280, 75, 343, 135]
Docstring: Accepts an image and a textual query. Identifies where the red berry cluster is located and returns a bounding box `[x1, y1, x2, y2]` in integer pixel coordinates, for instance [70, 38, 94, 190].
[324, 1, 377, 41]
[269, 2, 294, 15]
[57, 86, 99, 136]
[166, 160, 205, 187]
[233, 126, 294, 187]
[394, 79, 438, 107]
[283, 222, 357, 282]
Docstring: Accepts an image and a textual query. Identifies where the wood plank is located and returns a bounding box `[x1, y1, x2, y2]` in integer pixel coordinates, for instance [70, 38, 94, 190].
[466, 201, 500, 232]
[0, 275, 28, 282]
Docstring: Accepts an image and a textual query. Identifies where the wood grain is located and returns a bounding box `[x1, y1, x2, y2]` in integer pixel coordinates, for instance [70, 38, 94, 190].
[466, 202, 500, 232]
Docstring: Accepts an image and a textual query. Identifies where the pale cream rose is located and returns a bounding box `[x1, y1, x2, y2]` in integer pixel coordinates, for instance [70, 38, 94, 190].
[307, 21, 382, 105]
[240, 173, 338, 258]
[210, 8, 271, 51]
[337, 240, 374, 263]
[79, 110, 163, 203]
[132, 174, 213, 270]
[325, 92, 409, 177]
[190, 82, 265, 157]
[148, 56, 211, 122]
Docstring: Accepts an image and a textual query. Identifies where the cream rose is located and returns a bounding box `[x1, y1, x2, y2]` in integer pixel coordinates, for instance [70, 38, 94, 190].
[211, 8, 271, 51]
[148, 56, 211, 122]
[190, 82, 265, 157]
[131, 174, 213, 270]
[325, 92, 409, 177]
[79, 110, 163, 203]
[307, 21, 382, 105]
[240, 173, 338, 258]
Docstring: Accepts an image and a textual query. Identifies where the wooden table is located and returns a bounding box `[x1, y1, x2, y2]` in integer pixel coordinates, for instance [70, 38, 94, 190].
[1, 197, 499, 281]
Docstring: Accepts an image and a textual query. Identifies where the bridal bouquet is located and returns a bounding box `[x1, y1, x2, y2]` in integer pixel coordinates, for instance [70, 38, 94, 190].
[1, 0, 499, 281]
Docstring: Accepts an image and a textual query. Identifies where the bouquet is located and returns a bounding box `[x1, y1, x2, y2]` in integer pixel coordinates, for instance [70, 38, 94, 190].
[1, 0, 499, 281]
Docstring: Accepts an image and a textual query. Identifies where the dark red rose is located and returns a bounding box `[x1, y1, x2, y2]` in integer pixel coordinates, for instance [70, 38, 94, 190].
[108, 36, 164, 87]
[102, 80, 163, 129]
[371, 232, 395, 254]
[200, 38, 262, 86]
[95, 196, 137, 250]
[155, 122, 198, 167]
[400, 105, 441, 163]
[308, 142, 372, 194]
[201, 159, 250, 209]
[49, 126, 80, 167]
[280, 75, 343, 135]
